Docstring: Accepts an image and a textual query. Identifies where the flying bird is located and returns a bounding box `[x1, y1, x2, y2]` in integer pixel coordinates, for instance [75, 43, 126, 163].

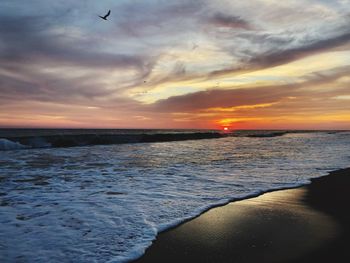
[99, 10, 111, 20]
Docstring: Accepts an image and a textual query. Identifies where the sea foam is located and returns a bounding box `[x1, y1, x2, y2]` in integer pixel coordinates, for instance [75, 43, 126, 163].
[0, 132, 349, 262]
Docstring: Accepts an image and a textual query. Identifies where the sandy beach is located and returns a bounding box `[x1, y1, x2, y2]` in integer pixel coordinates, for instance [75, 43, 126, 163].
[133, 168, 350, 263]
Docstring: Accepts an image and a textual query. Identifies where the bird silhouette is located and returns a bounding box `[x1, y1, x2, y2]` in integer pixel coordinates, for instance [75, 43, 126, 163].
[99, 10, 111, 20]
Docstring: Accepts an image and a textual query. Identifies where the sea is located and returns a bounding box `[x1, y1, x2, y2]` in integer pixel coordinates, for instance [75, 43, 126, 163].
[0, 129, 349, 262]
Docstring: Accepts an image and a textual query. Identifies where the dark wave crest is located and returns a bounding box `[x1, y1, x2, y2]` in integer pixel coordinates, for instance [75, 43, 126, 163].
[0, 131, 226, 150]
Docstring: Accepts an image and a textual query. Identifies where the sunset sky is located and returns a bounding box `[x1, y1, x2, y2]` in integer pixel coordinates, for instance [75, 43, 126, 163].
[1, 0, 350, 129]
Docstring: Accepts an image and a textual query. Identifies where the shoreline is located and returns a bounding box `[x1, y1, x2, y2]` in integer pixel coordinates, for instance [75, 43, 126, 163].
[132, 168, 350, 263]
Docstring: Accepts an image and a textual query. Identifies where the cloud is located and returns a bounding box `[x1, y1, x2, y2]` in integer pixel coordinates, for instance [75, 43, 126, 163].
[249, 31, 350, 67]
[0, 10, 157, 106]
[150, 85, 294, 112]
[210, 28, 350, 77]
[0, 14, 151, 70]
[209, 12, 252, 30]
[114, 0, 206, 38]
[150, 65, 350, 113]
[1, 0, 350, 128]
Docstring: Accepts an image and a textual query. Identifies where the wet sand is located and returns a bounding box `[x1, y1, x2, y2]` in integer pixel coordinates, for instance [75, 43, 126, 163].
[133, 168, 350, 263]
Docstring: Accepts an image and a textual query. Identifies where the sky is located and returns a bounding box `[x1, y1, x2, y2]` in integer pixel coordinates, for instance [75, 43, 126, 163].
[1, 0, 350, 130]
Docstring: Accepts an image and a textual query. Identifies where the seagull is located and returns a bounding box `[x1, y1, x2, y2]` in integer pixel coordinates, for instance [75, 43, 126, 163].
[99, 10, 111, 20]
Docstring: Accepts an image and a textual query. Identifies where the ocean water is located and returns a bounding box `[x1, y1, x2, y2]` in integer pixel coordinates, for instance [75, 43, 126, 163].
[0, 131, 349, 262]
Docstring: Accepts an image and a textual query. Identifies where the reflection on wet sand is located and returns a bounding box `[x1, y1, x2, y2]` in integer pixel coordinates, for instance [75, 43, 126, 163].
[136, 188, 339, 263]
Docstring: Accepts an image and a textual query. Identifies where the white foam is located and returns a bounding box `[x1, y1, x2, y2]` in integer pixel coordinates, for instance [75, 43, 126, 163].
[0, 132, 349, 262]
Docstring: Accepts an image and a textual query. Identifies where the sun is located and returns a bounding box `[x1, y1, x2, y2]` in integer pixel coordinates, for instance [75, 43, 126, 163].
[223, 127, 229, 131]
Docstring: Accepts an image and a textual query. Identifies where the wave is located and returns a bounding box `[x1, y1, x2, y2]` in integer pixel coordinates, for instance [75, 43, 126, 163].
[1, 131, 349, 262]
[0, 138, 28, 150]
[246, 131, 288, 138]
[0, 132, 226, 151]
